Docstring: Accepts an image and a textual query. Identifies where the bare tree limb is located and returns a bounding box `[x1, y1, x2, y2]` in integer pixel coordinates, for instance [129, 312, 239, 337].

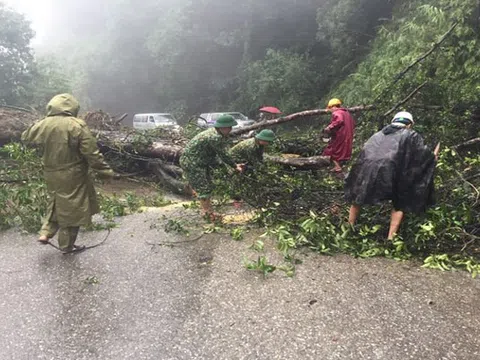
[231, 105, 375, 136]
[0, 105, 35, 113]
[114, 113, 128, 125]
[382, 81, 428, 119]
[455, 137, 480, 150]
[410, 104, 444, 110]
[372, 22, 459, 104]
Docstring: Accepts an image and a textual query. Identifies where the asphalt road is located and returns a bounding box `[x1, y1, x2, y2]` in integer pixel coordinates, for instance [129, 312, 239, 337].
[0, 206, 479, 360]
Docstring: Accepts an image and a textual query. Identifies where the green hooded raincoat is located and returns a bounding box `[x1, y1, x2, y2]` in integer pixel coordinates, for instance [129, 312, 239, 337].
[21, 94, 113, 227]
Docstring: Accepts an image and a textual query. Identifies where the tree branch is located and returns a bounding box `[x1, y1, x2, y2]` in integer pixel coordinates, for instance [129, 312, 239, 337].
[231, 105, 375, 136]
[382, 81, 428, 119]
[0, 105, 35, 113]
[455, 137, 480, 150]
[372, 22, 458, 104]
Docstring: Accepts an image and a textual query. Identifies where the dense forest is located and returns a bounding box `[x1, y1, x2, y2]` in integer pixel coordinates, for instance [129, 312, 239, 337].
[3, 0, 478, 132]
[1, 0, 480, 274]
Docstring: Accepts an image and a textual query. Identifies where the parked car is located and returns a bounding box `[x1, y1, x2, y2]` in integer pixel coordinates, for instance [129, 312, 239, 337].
[197, 112, 255, 129]
[133, 113, 181, 131]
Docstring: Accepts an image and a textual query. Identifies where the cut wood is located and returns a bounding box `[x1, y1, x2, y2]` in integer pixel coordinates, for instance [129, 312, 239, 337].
[139, 143, 184, 163]
[266, 155, 331, 169]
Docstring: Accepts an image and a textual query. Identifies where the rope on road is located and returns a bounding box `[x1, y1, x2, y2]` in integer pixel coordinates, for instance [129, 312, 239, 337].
[45, 228, 112, 254]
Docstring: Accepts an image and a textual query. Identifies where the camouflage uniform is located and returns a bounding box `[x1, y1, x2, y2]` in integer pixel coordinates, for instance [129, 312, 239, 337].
[180, 128, 236, 198]
[228, 138, 266, 201]
[229, 138, 265, 167]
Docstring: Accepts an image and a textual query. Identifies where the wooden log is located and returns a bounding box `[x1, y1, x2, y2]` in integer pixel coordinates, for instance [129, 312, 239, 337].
[113, 113, 128, 125]
[266, 155, 331, 169]
[139, 143, 184, 163]
[95, 129, 185, 163]
[231, 105, 375, 136]
[149, 163, 189, 195]
[158, 162, 184, 177]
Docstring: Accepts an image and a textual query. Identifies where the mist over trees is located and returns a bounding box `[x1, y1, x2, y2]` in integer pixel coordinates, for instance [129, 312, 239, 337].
[1, 0, 479, 138]
[0, 2, 34, 105]
[34, 0, 399, 120]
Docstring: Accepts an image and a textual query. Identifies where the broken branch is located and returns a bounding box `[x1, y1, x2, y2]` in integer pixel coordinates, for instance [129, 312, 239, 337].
[232, 105, 375, 136]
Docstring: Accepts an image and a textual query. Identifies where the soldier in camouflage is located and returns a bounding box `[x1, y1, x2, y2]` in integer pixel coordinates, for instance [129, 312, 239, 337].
[180, 114, 243, 219]
[228, 129, 276, 208]
[229, 129, 276, 166]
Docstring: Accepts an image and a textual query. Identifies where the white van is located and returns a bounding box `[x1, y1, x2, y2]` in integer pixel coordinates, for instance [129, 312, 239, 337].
[133, 113, 180, 131]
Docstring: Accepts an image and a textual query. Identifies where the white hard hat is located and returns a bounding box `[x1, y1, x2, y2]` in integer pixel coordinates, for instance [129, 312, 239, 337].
[392, 111, 414, 125]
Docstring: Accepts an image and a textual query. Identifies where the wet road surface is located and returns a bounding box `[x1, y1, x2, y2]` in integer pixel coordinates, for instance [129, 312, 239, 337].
[0, 207, 479, 359]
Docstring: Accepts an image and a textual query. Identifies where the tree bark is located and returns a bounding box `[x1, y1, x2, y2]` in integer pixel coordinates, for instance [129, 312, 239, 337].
[266, 155, 331, 169]
[231, 105, 375, 136]
[149, 163, 189, 195]
[138, 143, 184, 163]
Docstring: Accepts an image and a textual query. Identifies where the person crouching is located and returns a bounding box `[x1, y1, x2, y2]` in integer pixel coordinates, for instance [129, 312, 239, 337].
[180, 114, 244, 220]
[345, 111, 440, 240]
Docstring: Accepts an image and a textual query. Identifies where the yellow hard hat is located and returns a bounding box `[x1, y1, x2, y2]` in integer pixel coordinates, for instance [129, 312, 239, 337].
[327, 98, 342, 108]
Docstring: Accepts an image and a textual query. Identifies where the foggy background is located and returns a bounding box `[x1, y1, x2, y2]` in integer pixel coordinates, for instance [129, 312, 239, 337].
[1, 0, 400, 126]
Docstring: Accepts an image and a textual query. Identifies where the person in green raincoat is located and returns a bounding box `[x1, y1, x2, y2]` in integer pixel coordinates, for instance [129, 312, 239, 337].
[180, 114, 244, 220]
[21, 94, 114, 253]
[228, 129, 276, 208]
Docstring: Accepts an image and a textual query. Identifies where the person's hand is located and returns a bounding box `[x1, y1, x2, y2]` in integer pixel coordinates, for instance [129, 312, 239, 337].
[434, 142, 441, 161]
[95, 169, 114, 182]
[323, 127, 331, 134]
[235, 164, 245, 173]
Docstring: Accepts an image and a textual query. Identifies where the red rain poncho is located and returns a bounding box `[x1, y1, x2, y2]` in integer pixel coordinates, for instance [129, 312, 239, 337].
[322, 108, 355, 162]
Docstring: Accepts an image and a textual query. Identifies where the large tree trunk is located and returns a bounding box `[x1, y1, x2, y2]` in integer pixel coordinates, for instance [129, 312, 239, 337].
[149, 163, 189, 195]
[231, 106, 375, 136]
[139, 143, 184, 163]
[266, 155, 331, 169]
[0, 107, 351, 187]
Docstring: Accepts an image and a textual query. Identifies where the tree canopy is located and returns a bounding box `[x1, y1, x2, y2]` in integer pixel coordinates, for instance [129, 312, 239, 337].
[0, 2, 34, 105]
[1, 0, 479, 136]
[40, 0, 399, 120]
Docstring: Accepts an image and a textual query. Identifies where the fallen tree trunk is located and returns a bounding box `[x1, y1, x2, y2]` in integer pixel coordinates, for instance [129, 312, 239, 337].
[231, 105, 375, 136]
[138, 143, 184, 163]
[266, 155, 331, 169]
[149, 163, 189, 195]
[158, 162, 184, 177]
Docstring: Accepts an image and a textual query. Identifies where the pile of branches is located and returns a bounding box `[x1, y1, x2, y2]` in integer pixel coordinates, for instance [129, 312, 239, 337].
[0, 106, 38, 146]
[83, 110, 127, 131]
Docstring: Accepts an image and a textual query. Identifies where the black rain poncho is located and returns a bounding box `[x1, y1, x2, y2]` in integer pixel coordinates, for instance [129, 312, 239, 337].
[345, 125, 436, 213]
